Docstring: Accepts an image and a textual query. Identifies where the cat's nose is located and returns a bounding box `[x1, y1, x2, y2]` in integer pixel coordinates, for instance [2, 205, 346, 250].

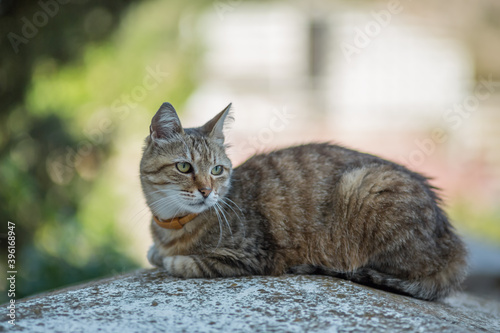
[199, 187, 212, 198]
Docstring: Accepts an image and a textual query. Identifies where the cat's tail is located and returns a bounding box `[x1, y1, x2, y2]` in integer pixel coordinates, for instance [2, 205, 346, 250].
[336, 267, 465, 301]
[289, 263, 467, 301]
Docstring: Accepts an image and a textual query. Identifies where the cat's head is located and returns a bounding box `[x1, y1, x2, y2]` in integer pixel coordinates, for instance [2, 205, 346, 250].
[140, 102, 233, 220]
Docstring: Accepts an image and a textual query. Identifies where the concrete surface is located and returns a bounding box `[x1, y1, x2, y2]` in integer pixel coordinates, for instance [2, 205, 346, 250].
[1, 269, 499, 332]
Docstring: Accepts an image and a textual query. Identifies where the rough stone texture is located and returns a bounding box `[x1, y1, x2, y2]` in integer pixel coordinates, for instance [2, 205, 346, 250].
[2, 269, 499, 332]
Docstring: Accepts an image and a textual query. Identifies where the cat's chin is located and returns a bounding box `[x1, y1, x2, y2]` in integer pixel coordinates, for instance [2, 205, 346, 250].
[187, 201, 217, 214]
[185, 197, 218, 212]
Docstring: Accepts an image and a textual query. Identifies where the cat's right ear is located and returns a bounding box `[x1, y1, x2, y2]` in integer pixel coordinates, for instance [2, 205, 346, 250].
[199, 103, 233, 144]
[149, 102, 184, 141]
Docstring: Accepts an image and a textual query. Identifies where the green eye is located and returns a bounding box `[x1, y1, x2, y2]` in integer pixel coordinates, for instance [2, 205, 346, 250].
[176, 162, 192, 173]
[211, 165, 223, 175]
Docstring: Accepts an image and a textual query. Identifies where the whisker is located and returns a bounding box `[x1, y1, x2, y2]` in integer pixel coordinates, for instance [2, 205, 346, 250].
[143, 189, 174, 195]
[222, 197, 244, 214]
[219, 198, 246, 238]
[216, 202, 233, 238]
[219, 198, 243, 222]
[148, 196, 178, 210]
[133, 195, 180, 225]
[127, 194, 177, 228]
[212, 205, 223, 251]
[123, 189, 174, 223]
[131, 190, 176, 218]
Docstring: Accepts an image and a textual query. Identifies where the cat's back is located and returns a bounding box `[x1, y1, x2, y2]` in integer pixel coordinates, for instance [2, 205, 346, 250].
[230, 143, 399, 198]
[227, 143, 404, 226]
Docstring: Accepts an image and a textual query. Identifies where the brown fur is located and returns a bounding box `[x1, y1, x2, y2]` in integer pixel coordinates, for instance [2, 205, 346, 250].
[140, 103, 467, 301]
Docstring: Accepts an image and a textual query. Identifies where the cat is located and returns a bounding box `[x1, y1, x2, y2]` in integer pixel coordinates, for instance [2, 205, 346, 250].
[140, 102, 467, 301]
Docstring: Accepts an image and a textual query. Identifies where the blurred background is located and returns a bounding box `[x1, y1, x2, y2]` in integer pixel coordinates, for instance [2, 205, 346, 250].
[1, 0, 499, 303]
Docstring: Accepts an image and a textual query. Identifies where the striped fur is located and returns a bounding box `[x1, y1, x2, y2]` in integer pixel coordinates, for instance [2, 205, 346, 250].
[140, 103, 467, 301]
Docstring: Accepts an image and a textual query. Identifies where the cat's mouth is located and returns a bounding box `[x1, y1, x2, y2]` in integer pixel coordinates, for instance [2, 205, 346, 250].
[187, 199, 216, 209]
[188, 202, 205, 207]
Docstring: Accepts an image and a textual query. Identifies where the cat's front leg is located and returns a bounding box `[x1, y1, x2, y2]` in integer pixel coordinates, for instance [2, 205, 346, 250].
[148, 247, 198, 276]
[162, 255, 206, 278]
[162, 254, 260, 278]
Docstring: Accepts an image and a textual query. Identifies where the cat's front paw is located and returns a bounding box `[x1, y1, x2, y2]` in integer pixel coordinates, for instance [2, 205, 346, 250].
[147, 245, 164, 268]
[162, 255, 204, 278]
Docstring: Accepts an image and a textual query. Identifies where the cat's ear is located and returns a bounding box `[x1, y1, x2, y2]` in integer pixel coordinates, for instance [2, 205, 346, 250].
[150, 102, 184, 141]
[200, 103, 233, 144]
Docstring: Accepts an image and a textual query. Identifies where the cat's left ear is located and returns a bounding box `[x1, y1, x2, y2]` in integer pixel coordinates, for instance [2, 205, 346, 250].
[200, 103, 233, 144]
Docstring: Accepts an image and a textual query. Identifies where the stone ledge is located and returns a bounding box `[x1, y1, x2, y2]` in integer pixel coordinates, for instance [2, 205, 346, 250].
[2, 269, 499, 332]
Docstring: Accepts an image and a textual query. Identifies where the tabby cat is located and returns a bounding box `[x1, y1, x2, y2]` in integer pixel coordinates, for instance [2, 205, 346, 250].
[140, 102, 467, 301]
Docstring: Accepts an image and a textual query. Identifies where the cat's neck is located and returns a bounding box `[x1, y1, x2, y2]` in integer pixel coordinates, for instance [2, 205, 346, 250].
[153, 213, 199, 230]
